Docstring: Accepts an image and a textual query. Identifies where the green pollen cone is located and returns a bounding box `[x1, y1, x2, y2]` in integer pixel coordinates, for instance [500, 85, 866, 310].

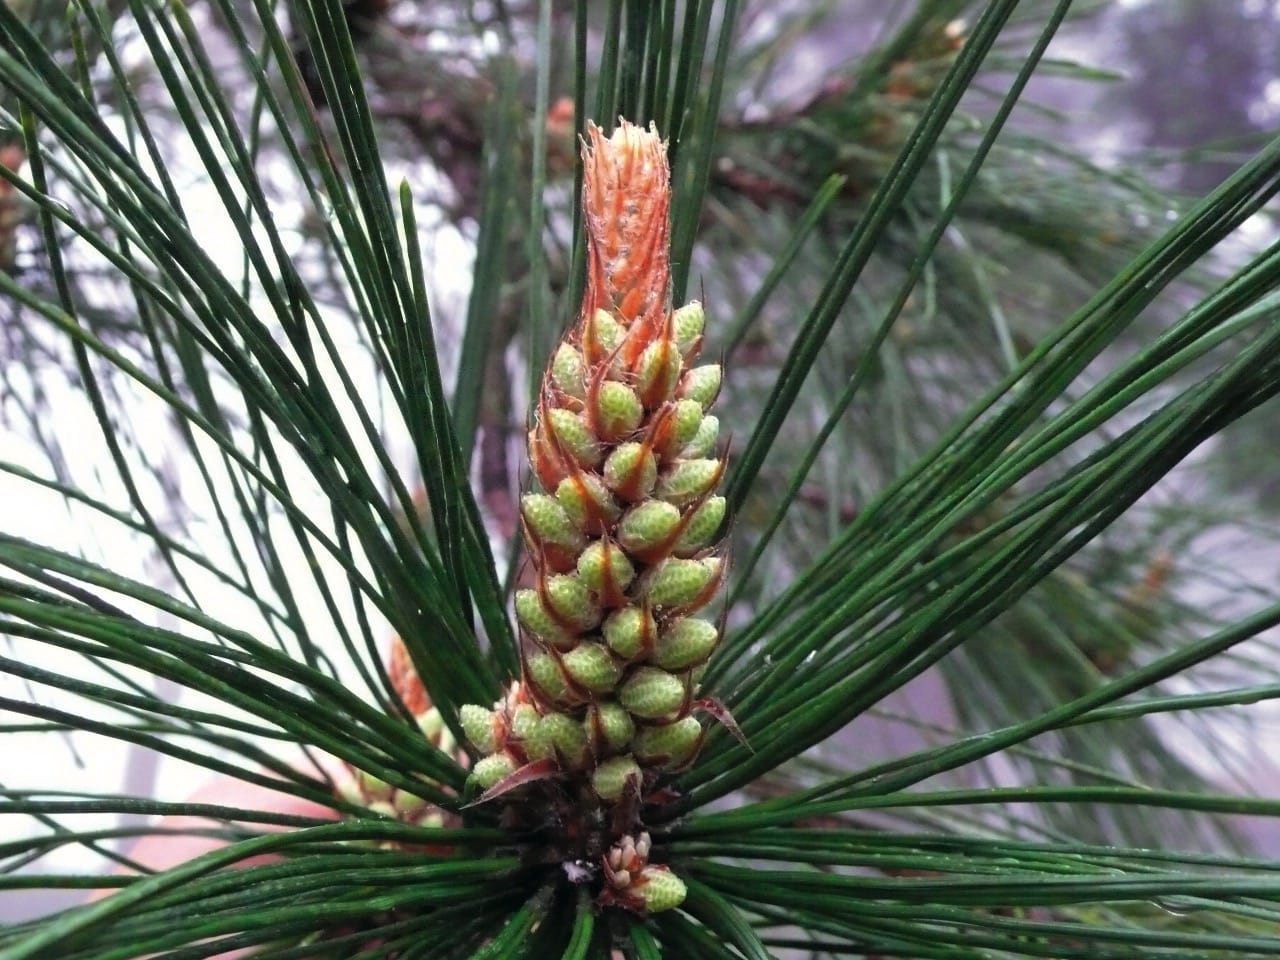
[366, 800, 397, 820]
[547, 408, 603, 467]
[673, 496, 726, 556]
[539, 711, 589, 767]
[603, 441, 658, 499]
[590, 701, 636, 752]
[639, 866, 687, 913]
[335, 775, 365, 807]
[437, 725, 458, 759]
[356, 768, 391, 800]
[468, 752, 516, 791]
[510, 702, 540, 741]
[556, 473, 620, 530]
[585, 307, 625, 361]
[519, 721, 556, 762]
[577, 539, 636, 594]
[515, 589, 574, 647]
[636, 338, 682, 405]
[644, 556, 717, 608]
[543, 574, 601, 631]
[592, 754, 642, 801]
[511, 703, 553, 761]
[618, 499, 682, 553]
[682, 414, 719, 458]
[656, 458, 721, 506]
[604, 605, 656, 660]
[671, 399, 704, 446]
[552, 343, 586, 399]
[634, 716, 702, 765]
[594, 379, 644, 441]
[620, 666, 686, 719]
[392, 789, 430, 817]
[521, 493, 585, 552]
[562, 642, 622, 692]
[526, 652, 573, 705]
[416, 706, 445, 742]
[672, 301, 705, 358]
[679, 364, 721, 409]
[652, 617, 719, 670]
[459, 703, 498, 754]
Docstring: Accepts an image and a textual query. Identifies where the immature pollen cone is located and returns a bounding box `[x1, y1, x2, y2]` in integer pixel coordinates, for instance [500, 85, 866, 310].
[334, 637, 464, 851]
[460, 119, 728, 914]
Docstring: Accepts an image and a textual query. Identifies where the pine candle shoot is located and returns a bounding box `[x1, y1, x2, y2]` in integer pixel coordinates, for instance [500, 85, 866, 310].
[459, 119, 729, 915]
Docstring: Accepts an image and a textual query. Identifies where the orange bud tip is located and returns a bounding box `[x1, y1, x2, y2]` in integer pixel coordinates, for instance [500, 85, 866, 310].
[581, 121, 671, 325]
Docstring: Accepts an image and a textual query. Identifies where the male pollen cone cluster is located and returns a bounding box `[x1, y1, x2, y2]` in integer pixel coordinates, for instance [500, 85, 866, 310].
[334, 637, 464, 850]
[458, 118, 727, 914]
